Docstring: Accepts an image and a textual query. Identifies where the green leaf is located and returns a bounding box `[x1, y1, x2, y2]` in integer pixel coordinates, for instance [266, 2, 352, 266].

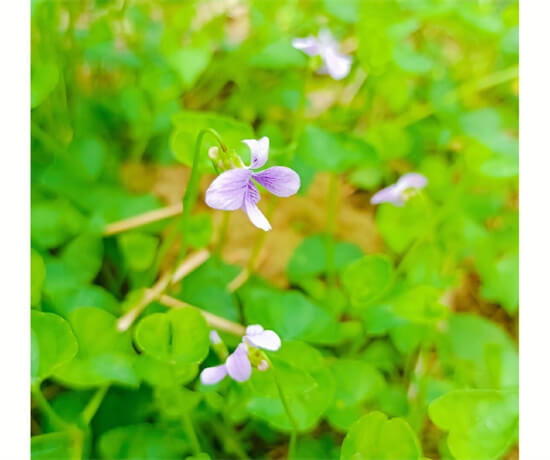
[47, 285, 120, 317]
[31, 311, 78, 385]
[437, 314, 518, 389]
[342, 255, 394, 308]
[60, 233, 104, 284]
[296, 125, 376, 173]
[340, 411, 422, 460]
[324, 0, 360, 23]
[31, 200, 85, 249]
[242, 286, 340, 345]
[31, 430, 83, 460]
[136, 354, 198, 387]
[98, 424, 188, 460]
[393, 44, 434, 75]
[330, 360, 385, 407]
[31, 249, 46, 307]
[390, 285, 448, 324]
[429, 389, 518, 460]
[171, 111, 253, 171]
[477, 252, 518, 314]
[53, 307, 138, 387]
[134, 308, 209, 364]
[118, 232, 159, 272]
[31, 58, 59, 108]
[186, 213, 213, 249]
[287, 234, 363, 283]
[249, 39, 307, 69]
[168, 47, 212, 88]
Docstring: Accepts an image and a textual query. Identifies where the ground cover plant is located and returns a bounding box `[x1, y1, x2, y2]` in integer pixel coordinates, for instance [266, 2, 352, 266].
[31, 0, 518, 459]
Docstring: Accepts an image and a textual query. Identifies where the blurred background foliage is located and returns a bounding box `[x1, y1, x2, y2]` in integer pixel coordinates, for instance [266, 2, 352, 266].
[31, 0, 518, 459]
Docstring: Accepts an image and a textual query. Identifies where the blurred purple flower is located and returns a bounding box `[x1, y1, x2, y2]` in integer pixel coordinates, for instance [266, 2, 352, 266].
[370, 173, 428, 207]
[292, 29, 352, 80]
[200, 325, 281, 385]
[205, 136, 300, 231]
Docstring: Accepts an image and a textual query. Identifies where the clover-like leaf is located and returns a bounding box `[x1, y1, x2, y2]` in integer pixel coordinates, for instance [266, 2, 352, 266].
[340, 411, 422, 460]
[342, 255, 394, 308]
[428, 389, 518, 460]
[31, 311, 78, 385]
[134, 308, 209, 365]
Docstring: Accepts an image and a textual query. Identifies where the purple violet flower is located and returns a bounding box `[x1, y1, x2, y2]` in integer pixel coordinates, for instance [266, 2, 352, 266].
[205, 136, 300, 231]
[370, 173, 428, 207]
[200, 324, 281, 385]
[292, 29, 352, 80]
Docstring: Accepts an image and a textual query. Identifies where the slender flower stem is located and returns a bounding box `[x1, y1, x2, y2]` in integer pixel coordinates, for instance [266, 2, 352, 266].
[214, 211, 231, 257]
[272, 369, 298, 460]
[81, 385, 109, 425]
[227, 196, 276, 292]
[32, 384, 71, 431]
[325, 173, 340, 289]
[182, 412, 201, 455]
[180, 128, 227, 259]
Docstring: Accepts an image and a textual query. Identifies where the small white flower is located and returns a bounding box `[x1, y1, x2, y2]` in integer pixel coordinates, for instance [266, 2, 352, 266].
[292, 29, 352, 80]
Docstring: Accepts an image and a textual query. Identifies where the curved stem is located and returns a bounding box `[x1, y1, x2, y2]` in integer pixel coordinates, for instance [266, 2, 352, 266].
[81, 385, 109, 425]
[32, 384, 71, 431]
[183, 412, 201, 455]
[180, 128, 227, 259]
[272, 367, 298, 460]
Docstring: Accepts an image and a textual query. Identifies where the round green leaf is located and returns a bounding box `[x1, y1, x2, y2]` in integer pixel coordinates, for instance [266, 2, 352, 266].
[343, 255, 394, 308]
[31, 311, 78, 385]
[340, 411, 422, 460]
[134, 308, 209, 364]
[31, 249, 46, 307]
[429, 389, 518, 460]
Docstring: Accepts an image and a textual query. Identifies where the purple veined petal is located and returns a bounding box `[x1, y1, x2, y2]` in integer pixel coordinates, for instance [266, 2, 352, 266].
[370, 184, 405, 207]
[205, 168, 252, 211]
[225, 344, 252, 382]
[200, 364, 227, 385]
[243, 137, 270, 169]
[246, 325, 264, 336]
[252, 166, 301, 197]
[396, 173, 428, 190]
[242, 181, 272, 231]
[292, 36, 321, 56]
[246, 329, 281, 351]
[321, 47, 352, 80]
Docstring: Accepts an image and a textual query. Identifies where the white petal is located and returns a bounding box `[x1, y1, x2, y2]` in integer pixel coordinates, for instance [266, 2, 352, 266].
[226, 344, 252, 382]
[242, 137, 269, 169]
[246, 330, 281, 351]
[246, 325, 264, 336]
[200, 364, 227, 385]
[321, 47, 352, 80]
[292, 36, 321, 56]
[205, 168, 252, 211]
[242, 183, 271, 231]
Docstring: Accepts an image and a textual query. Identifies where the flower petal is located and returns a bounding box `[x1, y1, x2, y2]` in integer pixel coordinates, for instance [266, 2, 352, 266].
[321, 47, 352, 80]
[246, 330, 281, 351]
[246, 325, 264, 336]
[200, 364, 227, 385]
[292, 36, 321, 56]
[252, 167, 300, 197]
[396, 173, 428, 190]
[226, 344, 252, 382]
[205, 168, 252, 211]
[370, 185, 404, 206]
[243, 137, 269, 169]
[243, 182, 272, 231]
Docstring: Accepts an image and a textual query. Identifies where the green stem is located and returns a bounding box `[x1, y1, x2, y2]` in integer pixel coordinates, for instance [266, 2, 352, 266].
[183, 412, 201, 456]
[272, 368, 298, 460]
[180, 128, 227, 259]
[32, 384, 71, 431]
[214, 211, 231, 257]
[325, 173, 340, 289]
[81, 385, 109, 425]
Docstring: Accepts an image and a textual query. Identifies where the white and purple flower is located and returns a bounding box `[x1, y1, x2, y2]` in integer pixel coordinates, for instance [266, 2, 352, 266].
[200, 325, 281, 385]
[205, 137, 300, 231]
[370, 173, 428, 207]
[292, 29, 352, 80]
